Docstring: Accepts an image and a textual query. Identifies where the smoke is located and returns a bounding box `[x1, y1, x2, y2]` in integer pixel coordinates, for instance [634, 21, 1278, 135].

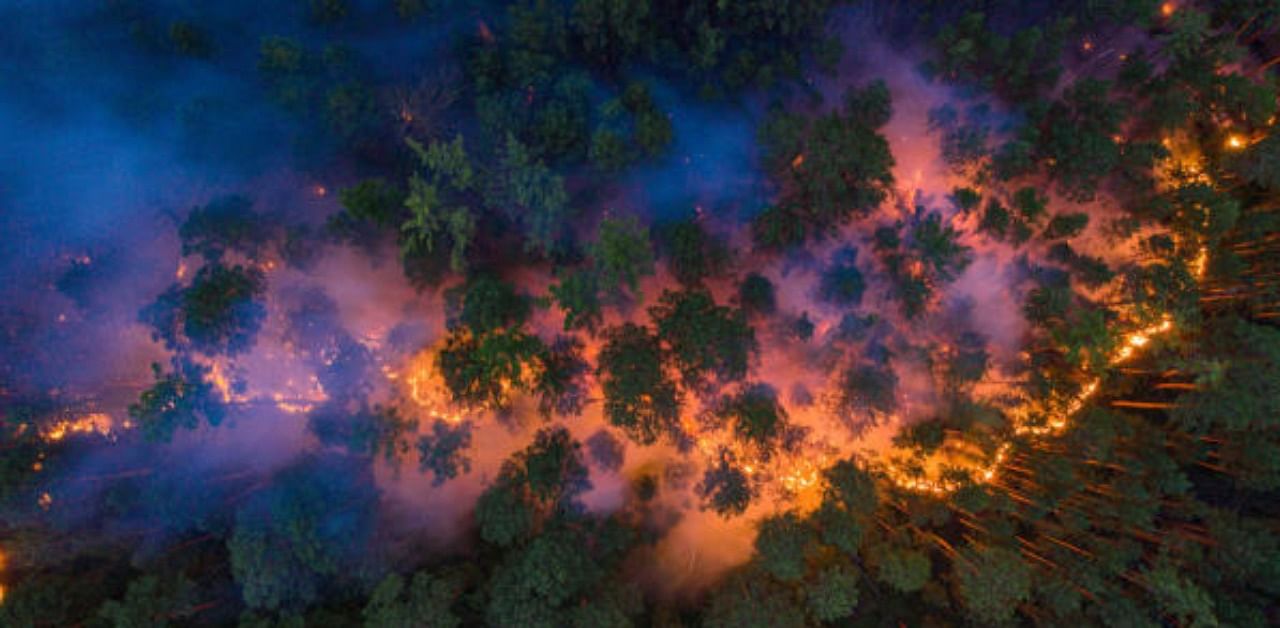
[0, 0, 1161, 602]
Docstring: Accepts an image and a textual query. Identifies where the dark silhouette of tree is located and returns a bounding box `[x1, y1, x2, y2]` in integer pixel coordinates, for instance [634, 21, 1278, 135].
[596, 323, 680, 444]
[650, 288, 757, 389]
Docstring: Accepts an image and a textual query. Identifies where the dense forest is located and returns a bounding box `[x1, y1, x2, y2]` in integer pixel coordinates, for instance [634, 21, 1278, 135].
[2, 0, 1280, 625]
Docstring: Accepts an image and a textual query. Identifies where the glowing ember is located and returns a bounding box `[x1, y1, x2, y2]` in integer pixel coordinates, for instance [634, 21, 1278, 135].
[1226, 135, 1245, 150]
[1161, 2, 1176, 17]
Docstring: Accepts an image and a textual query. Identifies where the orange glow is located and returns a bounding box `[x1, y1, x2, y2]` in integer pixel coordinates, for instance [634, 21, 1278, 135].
[42, 412, 114, 442]
[176, 260, 188, 280]
[1226, 135, 1245, 150]
[1161, 2, 1176, 17]
[313, 184, 327, 197]
[38, 492, 52, 510]
[791, 153, 805, 169]
[205, 361, 240, 404]
[399, 346, 469, 424]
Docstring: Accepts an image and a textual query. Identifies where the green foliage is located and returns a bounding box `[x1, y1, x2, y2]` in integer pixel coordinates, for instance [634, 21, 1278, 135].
[596, 323, 680, 444]
[476, 483, 534, 547]
[1227, 131, 1280, 191]
[699, 452, 753, 517]
[658, 218, 727, 286]
[750, 204, 809, 250]
[979, 198, 1011, 240]
[328, 179, 407, 251]
[818, 247, 865, 306]
[738, 272, 776, 315]
[97, 574, 196, 628]
[362, 571, 461, 628]
[1039, 79, 1125, 201]
[875, 211, 972, 317]
[588, 127, 632, 171]
[835, 363, 898, 420]
[436, 327, 546, 409]
[417, 420, 473, 485]
[128, 360, 226, 443]
[1044, 212, 1090, 239]
[589, 214, 654, 298]
[874, 546, 931, 593]
[953, 546, 1031, 625]
[570, 0, 651, 67]
[549, 268, 603, 331]
[180, 195, 276, 263]
[767, 82, 895, 239]
[308, 0, 348, 24]
[168, 21, 213, 58]
[532, 336, 589, 418]
[946, 332, 990, 387]
[754, 513, 812, 582]
[401, 135, 478, 276]
[703, 569, 806, 628]
[228, 456, 376, 611]
[951, 186, 982, 213]
[1012, 186, 1048, 223]
[719, 384, 787, 452]
[308, 405, 414, 464]
[489, 134, 570, 256]
[511, 426, 590, 503]
[451, 276, 531, 334]
[649, 288, 756, 389]
[806, 563, 859, 621]
[925, 11, 1070, 100]
[175, 264, 267, 354]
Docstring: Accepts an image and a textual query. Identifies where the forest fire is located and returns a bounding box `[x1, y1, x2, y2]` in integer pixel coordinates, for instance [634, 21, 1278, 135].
[6, 2, 1278, 625]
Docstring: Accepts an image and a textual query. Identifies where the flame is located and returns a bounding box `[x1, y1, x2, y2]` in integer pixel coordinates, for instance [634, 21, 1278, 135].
[878, 141, 1215, 493]
[399, 347, 468, 424]
[42, 412, 114, 442]
[205, 361, 240, 404]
